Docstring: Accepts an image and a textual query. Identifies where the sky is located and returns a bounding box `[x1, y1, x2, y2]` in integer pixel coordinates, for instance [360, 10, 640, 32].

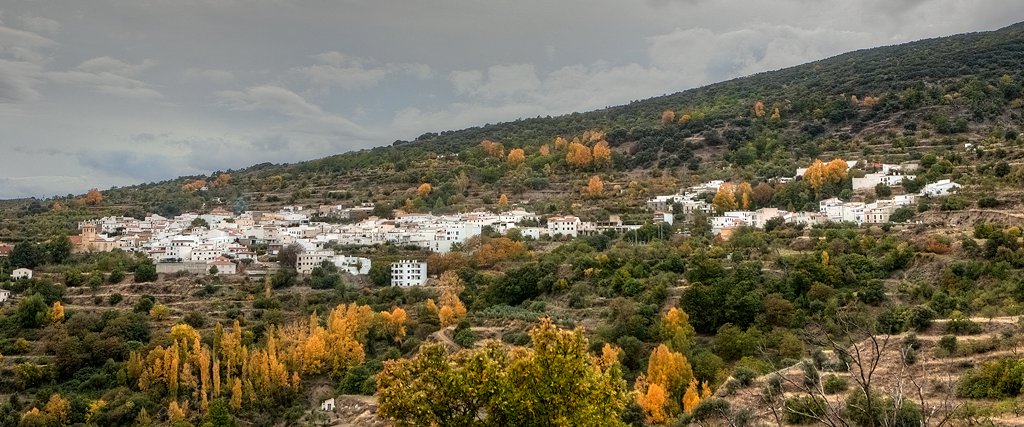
[1, 0, 1023, 199]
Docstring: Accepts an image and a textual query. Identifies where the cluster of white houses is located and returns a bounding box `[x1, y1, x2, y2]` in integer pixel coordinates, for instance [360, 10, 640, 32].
[647, 162, 962, 238]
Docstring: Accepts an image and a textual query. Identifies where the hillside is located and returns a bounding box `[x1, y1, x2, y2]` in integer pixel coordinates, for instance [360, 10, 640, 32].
[3, 23, 1024, 427]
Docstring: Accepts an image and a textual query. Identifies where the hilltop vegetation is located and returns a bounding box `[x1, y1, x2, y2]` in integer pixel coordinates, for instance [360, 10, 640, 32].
[3, 23, 1024, 427]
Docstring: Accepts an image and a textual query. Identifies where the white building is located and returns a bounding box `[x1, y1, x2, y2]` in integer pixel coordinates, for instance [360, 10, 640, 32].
[921, 179, 961, 197]
[852, 172, 916, 191]
[0, 289, 10, 303]
[207, 257, 237, 275]
[391, 260, 428, 287]
[321, 398, 335, 412]
[547, 216, 582, 237]
[12, 268, 32, 280]
[296, 250, 371, 275]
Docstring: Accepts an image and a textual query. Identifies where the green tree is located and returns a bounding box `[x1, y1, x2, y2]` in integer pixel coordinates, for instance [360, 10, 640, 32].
[10, 242, 41, 269]
[134, 261, 158, 282]
[16, 294, 48, 328]
[46, 235, 72, 264]
[203, 399, 237, 427]
[376, 318, 629, 426]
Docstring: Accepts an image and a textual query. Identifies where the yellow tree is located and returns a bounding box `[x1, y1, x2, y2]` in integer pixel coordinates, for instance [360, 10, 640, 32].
[212, 173, 232, 187]
[44, 394, 71, 427]
[711, 182, 738, 214]
[49, 301, 65, 323]
[660, 110, 676, 125]
[770, 107, 781, 121]
[378, 307, 408, 343]
[754, 100, 765, 118]
[498, 194, 509, 209]
[734, 182, 754, 210]
[593, 140, 612, 167]
[646, 344, 693, 396]
[507, 148, 525, 166]
[417, 183, 432, 198]
[480, 139, 505, 158]
[583, 175, 604, 198]
[553, 136, 568, 149]
[678, 113, 691, 123]
[682, 378, 701, 414]
[634, 377, 669, 424]
[84, 189, 104, 206]
[566, 142, 593, 168]
[231, 378, 243, 410]
[661, 308, 695, 354]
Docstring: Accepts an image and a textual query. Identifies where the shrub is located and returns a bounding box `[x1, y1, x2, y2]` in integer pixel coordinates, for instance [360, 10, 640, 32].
[823, 375, 848, 394]
[784, 395, 827, 424]
[946, 315, 982, 335]
[845, 390, 922, 427]
[107, 293, 123, 306]
[801, 361, 820, 388]
[938, 335, 958, 354]
[732, 367, 758, 387]
[957, 358, 1024, 398]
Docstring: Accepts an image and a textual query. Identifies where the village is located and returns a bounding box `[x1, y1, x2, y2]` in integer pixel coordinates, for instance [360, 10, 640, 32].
[2, 159, 961, 288]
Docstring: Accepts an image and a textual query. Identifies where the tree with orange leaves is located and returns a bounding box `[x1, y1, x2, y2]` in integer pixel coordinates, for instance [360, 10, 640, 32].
[437, 272, 467, 327]
[660, 110, 676, 125]
[566, 142, 592, 168]
[646, 344, 693, 396]
[417, 183, 432, 198]
[538, 144, 551, 156]
[682, 378, 701, 414]
[182, 179, 206, 192]
[754, 100, 765, 118]
[378, 307, 408, 343]
[507, 148, 525, 166]
[212, 173, 231, 187]
[635, 376, 669, 424]
[593, 140, 612, 167]
[480, 139, 505, 158]
[553, 136, 568, 149]
[84, 189, 104, 206]
[712, 182, 738, 214]
[735, 181, 754, 210]
[583, 175, 604, 198]
[804, 158, 848, 190]
[498, 194, 509, 209]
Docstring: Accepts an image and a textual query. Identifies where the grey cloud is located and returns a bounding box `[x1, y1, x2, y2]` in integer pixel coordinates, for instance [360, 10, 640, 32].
[47, 57, 162, 100]
[78, 150, 187, 182]
[0, 59, 42, 102]
[17, 14, 61, 36]
[184, 68, 235, 83]
[291, 52, 433, 93]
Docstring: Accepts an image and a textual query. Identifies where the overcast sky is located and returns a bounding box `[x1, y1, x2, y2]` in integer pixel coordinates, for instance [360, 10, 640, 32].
[1, 0, 1022, 199]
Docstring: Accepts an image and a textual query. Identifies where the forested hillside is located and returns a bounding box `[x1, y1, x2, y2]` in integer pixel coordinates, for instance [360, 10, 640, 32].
[2, 22, 1024, 427]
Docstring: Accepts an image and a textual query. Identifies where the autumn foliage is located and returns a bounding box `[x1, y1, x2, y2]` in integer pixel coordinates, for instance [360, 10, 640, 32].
[83, 189, 104, 206]
[566, 141, 593, 168]
[712, 182, 738, 213]
[472, 237, 528, 268]
[127, 304, 377, 414]
[583, 175, 604, 198]
[661, 110, 676, 125]
[804, 158, 849, 190]
[480, 139, 505, 159]
[182, 179, 206, 192]
[506, 148, 525, 166]
[593, 140, 612, 167]
[417, 183, 432, 198]
[754, 100, 766, 117]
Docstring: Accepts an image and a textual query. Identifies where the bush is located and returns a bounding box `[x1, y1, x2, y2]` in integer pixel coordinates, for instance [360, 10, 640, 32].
[732, 366, 758, 387]
[946, 316, 982, 335]
[845, 390, 922, 427]
[957, 358, 1024, 398]
[453, 320, 476, 348]
[823, 375, 848, 394]
[801, 361, 820, 388]
[783, 395, 827, 424]
[938, 335, 958, 354]
[183, 312, 207, 328]
[133, 262, 157, 282]
[108, 293, 123, 305]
